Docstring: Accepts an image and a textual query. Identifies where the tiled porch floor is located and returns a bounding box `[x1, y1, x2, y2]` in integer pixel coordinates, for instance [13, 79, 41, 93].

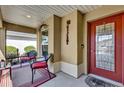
[11, 63, 123, 87]
[40, 72, 124, 87]
[40, 72, 89, 87]
[11, 64, 88, 87]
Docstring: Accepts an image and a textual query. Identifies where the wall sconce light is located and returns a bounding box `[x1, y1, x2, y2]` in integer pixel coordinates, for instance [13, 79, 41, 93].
[39, 24, 48, 31]
[81, 44, 84, 48]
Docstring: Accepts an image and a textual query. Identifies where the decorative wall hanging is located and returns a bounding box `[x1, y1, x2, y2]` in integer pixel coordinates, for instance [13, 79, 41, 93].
[66, 20, 71, 45]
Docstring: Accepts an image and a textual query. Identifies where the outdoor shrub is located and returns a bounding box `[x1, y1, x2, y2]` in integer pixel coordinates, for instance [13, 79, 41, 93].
[6, 46, 19, 65]
[24, 46, 36, 53]
[6, 46, 18, 54]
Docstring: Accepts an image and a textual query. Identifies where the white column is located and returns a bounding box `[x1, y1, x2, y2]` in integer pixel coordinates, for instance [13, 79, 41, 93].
[36, 28, 42, 57]
[0, 27, 6, 55]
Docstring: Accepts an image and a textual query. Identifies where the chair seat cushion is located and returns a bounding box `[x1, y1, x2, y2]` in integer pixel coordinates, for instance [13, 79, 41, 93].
[29, 56, 36, 60]
[32, 61, 47, 69]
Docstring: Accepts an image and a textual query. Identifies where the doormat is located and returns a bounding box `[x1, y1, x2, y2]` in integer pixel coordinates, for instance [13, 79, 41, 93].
[85, 76, 118, 87]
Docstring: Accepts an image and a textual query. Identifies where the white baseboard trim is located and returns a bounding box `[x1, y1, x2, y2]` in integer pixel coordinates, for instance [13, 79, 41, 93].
[49, 61, 84, 78]
[60, 61, 78, 78]
[48, 61, 61, 73]
[48, 61, 54, 73]
[54, 62, 61, 73]
[60, 61, 83, 78]
[78, 62, 84, 77]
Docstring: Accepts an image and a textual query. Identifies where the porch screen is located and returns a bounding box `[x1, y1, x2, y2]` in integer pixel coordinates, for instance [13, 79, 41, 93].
[96, 22, 115, 72]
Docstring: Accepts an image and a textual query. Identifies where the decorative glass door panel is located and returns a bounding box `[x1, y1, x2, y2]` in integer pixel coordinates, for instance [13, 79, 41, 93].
[96, 23, 115, 72]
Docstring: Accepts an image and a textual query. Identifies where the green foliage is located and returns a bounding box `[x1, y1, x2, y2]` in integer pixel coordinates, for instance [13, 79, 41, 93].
[6, 46, 18, 60]
[6, 46, 18, 54]
[24, 46, 36, 53]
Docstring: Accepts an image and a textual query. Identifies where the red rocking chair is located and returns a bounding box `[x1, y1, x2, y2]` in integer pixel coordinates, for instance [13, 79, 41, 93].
[20, 50, 37, 67]
[30, 54, 52, 84]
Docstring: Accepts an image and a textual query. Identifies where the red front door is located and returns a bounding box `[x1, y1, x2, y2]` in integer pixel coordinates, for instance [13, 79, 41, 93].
[89, 14, 122, 82]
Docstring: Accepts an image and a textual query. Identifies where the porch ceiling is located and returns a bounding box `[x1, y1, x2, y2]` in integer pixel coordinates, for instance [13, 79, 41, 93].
[0, 5, 102, 28]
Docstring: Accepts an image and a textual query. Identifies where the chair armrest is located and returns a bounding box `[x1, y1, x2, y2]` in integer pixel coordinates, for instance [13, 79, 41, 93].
[19, 56, 28, 58]
[35, 56, 46, 61]
[35, 56, 45, 59]
[31, 60, 46, 65]
[30, 56, 46, 65]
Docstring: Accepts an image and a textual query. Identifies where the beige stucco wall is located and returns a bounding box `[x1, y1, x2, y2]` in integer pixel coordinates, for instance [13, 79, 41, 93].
[44, 15, 61, 62]
[77, 11, 83, 65]
[61, 10, 83, 65]
[83, 5, 124, 74]
[43, 15, 61, 73]
[0, 8, 3, 28]
[0, 28, 5, 55]
[61, 10, 77, 65]
[45, 16, 54, 55]
[36, 28, 42, 57]
[54, 15, 61, 62]
[60, 10, 84, 77]
[0, 8, 5, 55]
[3, 21, 36, 34]
[44, 12, 83, 75]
